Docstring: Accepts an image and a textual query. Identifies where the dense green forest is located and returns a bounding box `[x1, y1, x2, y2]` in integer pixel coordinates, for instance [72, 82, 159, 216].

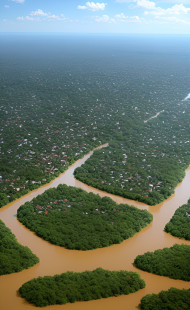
[140, 288, 190, 310]
[17, 184, 152, 250]
[164, 199, 190, 240]
[74, 137, 186, 205]
[134, 244, 190, 281]
[19, 267, 145, 307]
[1, 36, 190, 207]
[0, 220, 39, 275]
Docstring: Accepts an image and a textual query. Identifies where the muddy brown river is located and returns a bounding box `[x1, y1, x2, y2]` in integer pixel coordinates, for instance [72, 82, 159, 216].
[0, 144, 190, 310]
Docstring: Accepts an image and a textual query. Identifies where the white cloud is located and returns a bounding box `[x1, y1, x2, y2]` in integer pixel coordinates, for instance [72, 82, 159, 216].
[95, 14, 115, 22]
[165, 3, 190, 14]
[115, 0, 190, 26]
[48, 14, 59, 20]
[17, 9, 67, 22]
[95, 12, 141, 23]
[115, 13, 141, 22]
[115, 12, 128, 19]
[116, 0, 190, 3]
[161, 0, 190, 4]
[155, 15, 190, 24]
[4, 5, 10, 8]
[130, 15, 141, 21]
[144, 3, 190, 15]
[26, 16, 37, 21]
[77, 5, 86, 10]
[11, 0, 25, 3]
[78, 2, 107, 11]
[137, 0, 156, 9]
[116, 0, 190, 14]
[47, 14, 66, 21]
[30, 9, 48, 17]
[115, 0, 135, 2]
[17, 16, 24, 20]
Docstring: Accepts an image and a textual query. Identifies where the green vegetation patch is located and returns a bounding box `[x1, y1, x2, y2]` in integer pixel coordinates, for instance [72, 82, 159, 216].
[164, 199, 190, 240]
[17, 184, 152, 250]
[134, 244, 190, 281]
[0, 220, 39, 275]
[140, 288, 190, 310]
[74, 139, 186, 206]
[19, 268, 145, 307]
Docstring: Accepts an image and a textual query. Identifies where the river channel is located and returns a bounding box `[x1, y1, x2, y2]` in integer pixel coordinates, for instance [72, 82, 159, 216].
[0, 144, 190, 310]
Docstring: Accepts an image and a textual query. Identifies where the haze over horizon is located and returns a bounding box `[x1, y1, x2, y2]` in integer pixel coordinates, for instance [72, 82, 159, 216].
[1, 0, 190, 34]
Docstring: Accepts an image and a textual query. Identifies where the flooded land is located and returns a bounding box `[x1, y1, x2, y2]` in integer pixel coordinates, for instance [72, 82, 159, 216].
[0, 145, 190, 310]
[0, 35, 190, 309]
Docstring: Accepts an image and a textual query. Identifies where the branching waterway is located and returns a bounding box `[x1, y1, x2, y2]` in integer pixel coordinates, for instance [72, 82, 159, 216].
[0, 143, 190, 310]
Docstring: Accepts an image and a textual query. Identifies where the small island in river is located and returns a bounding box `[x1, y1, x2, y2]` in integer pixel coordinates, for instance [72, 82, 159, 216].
[17, 184, 152, 250]
[19, 268, 145, 307]
[140, 287, 190, 310]
[134, 244, 190, 281]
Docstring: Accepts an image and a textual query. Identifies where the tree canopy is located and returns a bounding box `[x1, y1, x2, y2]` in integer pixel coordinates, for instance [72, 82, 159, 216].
[17, 184, 152, 250]
[164, 199, 190, 240]
[134, 244, 190, 281]
[0, 220, 39, 275]
[19, 268, 145, 307]
[140, 288, 190, 310]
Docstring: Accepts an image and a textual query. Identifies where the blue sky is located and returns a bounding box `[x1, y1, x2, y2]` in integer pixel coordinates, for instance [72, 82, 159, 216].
[1, 0, 190, 34]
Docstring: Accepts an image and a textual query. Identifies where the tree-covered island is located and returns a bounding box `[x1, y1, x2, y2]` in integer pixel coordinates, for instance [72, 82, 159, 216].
[0, 220, 39, 275]
[19, 268, 145, 307]
[134, 244, 190, 281]
[164, 199, 190, 240]
[140, 288, 190, 310]
[17, 184, 152, 250]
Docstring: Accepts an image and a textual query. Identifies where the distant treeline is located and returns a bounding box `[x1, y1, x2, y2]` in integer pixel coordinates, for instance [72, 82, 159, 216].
[17, 184, 152, 250]
[140, 288, 190, 310]
[0, 220, 39, 275]
[165, 198, 190, 240]
[19, 268, 145, 307]
[134, 244, 190, 281]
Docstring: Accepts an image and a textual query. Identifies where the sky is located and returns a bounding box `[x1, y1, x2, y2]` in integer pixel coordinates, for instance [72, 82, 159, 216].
[1, 0, 190, 34]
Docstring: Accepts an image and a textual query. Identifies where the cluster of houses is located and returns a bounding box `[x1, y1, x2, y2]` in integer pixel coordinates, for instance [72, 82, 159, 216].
[34, 199, 72, 214]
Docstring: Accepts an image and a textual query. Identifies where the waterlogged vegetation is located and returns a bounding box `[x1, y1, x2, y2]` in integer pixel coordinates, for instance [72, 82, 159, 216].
[1, 36, 190, 207]
[140, 288, 190, 310]
[19, 268, 145, 307]
[134, 244, 190, 281]
[74, 138, 186, 205]
[1, 36, 190, 310]
[0, 220, 39, 275]
[165, 199, 190, 240]
[17, 184, 152, 250]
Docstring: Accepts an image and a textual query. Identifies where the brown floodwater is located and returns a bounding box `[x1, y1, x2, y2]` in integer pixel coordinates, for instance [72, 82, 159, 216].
[0, 143, 190, 310]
